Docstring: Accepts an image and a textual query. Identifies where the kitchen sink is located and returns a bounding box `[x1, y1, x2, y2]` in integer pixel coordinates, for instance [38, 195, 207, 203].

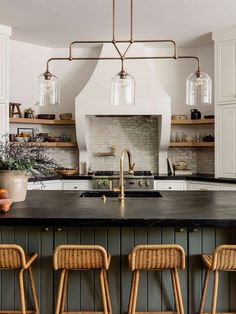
[79, 191, 162, 198]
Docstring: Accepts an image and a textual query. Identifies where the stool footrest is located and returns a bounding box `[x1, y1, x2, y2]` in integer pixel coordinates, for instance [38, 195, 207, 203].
[61, 312, 106, 314]
[135, 312, 177, 314]
[0, 311, 36, 314]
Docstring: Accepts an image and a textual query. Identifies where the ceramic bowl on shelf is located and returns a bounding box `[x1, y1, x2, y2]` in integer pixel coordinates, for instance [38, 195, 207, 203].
[59, 113, 72, 120]
[185, 136, 193, 142]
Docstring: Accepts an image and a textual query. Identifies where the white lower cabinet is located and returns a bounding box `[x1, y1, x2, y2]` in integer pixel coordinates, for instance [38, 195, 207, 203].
[62, 180, 92, 190]
[154, 180, 186, 190]
[28, 180, 61, 190]
[186, 181, 221, 190]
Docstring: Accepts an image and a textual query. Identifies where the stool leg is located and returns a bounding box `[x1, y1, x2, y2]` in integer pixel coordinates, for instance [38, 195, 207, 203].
[173, 268, 184, 314]
[199, 268, 210, 314]
[55, 269, 66, 314]
[103, 270, 112, 314]
[131, 270, 139, 314]
[171, 269, 180, 313]
[28, 266, 39, 314]
[128, 271, 136, 314]
[61, 270, 68, 314]
[211, 270, 219, 314]
[100, 269, 108, 314]
[18, 269, 27, 314]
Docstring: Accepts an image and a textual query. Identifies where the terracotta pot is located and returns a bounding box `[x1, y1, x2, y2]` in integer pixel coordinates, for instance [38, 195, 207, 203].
[0, 170, 28, 202]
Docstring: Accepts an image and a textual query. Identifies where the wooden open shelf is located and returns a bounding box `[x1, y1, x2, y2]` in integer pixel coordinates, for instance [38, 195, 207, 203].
[11, 142, 77, 148]
[9, 118, 75, 125]
[171, 118, 214, 125]
[169, 142, 214, 147]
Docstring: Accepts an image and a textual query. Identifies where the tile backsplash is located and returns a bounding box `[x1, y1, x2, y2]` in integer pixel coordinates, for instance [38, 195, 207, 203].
[88, 116, 159, 172]
[47, 147, 79, 169]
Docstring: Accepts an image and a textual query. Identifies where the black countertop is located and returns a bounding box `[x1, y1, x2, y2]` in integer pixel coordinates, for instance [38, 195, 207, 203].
[2, 190, 236, 227]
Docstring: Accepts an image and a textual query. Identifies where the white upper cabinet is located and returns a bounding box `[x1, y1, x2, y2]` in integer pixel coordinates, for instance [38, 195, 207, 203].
[0, 25, 11, 139]
[215, 39, 236, 104]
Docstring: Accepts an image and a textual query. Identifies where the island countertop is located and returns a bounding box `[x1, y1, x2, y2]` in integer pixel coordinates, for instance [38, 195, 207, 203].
[1, 190, 236, 227]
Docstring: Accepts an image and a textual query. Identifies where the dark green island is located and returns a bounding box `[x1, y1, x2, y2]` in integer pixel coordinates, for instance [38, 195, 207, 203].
[0, 190, 236, 314]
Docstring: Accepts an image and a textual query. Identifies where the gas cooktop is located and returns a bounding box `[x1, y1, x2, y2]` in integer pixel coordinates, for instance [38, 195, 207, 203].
[94, 170, 152, 176]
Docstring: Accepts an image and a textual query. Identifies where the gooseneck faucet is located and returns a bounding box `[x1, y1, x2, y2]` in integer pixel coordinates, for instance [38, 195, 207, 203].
[111, 149, 135, 200]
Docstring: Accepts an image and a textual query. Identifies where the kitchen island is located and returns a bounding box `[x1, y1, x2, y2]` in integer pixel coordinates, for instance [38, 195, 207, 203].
[0, 190, 236, 314]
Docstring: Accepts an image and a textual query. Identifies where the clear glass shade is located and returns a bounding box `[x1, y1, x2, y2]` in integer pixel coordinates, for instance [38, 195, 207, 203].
[186, 71, 212, 106]
[111, 72, 135, 106]
[35, 73, 60, 106]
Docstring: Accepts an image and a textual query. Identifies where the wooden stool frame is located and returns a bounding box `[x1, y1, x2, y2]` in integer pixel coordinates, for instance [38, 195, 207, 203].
[0, 244, 39, 314]
[54, 245, 112, 314]
[199, 245, 236, 314]
[128, 244, 185, 314]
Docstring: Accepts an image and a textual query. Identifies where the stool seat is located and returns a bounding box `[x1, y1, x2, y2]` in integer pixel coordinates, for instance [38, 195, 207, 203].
[128, 244, 185, 314]
[200, 245, 236, 314]
[54, 245, 112, 314]
[0, 244, 39, 314]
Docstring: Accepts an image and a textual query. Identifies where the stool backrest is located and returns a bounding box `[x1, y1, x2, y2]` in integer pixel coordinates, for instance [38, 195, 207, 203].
[212, 245, 236, 270]
[0, 244, 26, 269]
[53, 245, 109, 270]
[129, 244, 185, 270]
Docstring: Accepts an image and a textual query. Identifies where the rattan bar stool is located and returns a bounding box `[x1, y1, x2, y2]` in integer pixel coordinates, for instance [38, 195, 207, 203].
[199, 244, 236, 314]
[0, 244, 39, 314]
[53, 245, 112, 314]
[128, 244, 185, 314]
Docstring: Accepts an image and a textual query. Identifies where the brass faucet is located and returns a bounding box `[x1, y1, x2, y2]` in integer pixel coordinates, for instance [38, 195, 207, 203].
[111, 149, 135, 200]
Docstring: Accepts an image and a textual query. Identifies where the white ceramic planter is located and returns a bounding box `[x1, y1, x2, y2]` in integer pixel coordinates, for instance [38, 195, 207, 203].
[0, 170, 28, 202]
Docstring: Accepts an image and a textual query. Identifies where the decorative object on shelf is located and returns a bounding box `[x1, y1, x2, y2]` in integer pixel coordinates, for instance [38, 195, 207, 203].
[35, 0, 212, 107]
[190, 109, 201, 120]
[24, 108, 35, 119]
[185, 136, 194, 142]
[97, 144, 116, 157]
[203, 134, 214, 142]
[59, 113, 72, 120]
[9, 103, 22, 118]
[176, 132, 185, 142]
[0, 139, 60, 202]
[37, 114, 55, 120]
[171, 115, 187, 120]
[204, 114, 214, 119]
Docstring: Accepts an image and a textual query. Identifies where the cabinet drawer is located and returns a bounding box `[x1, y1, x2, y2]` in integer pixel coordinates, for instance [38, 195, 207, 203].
[187, 182, 221, 190]
[155, 180, 186, 190]
[62, 180, 91, 190]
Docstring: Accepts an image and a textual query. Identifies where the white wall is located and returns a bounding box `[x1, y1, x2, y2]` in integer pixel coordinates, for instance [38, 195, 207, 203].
[146, 43, 214, 117]
[9, 40, 100, 117]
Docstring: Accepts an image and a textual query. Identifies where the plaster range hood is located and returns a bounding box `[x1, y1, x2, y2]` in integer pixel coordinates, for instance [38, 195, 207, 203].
[75, 43, 171, 174]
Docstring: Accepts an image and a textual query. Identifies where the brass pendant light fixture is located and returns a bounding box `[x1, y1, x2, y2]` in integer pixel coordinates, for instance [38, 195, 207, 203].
[35, 0, 212, 107]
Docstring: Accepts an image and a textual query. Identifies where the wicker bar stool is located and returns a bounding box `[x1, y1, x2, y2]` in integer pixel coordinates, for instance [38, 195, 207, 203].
[53, 245, 112, 314]
[128, 244, 185, 314]
[0, 244, 39, 314]
[199, 245, 236, 314]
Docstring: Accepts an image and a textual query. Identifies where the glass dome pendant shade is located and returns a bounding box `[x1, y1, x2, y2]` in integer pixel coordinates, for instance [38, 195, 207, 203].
[111, 70, 135, 106]
[35, 70, 60, 106]
[186, 69, 212, 106]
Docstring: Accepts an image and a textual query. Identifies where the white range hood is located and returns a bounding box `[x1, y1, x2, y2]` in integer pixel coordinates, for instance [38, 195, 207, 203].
[75, 43, 171, 174]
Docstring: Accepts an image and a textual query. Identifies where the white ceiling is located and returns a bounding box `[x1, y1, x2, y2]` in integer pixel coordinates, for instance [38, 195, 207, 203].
[0, 0, 236, 48]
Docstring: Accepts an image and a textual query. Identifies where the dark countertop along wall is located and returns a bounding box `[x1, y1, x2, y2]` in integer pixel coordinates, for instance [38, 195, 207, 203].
[3, 190, 236, 227]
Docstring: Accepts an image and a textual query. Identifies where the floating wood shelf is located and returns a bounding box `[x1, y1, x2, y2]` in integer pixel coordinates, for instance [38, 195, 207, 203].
[169, 142, 214, 147]
[171, 118, 214, 125]
[11, 142, 77, 148]
[9, 118, 75, 125]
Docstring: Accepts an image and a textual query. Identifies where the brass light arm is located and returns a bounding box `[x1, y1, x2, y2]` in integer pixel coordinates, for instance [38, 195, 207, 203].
[69, 40, 113, 59]
[178, 55, 201, 72]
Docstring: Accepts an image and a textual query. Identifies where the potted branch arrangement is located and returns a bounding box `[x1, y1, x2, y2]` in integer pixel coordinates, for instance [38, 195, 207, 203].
[0, 139, 60, 202]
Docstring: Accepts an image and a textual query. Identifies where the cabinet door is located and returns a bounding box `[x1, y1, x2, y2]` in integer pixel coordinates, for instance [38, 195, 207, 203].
[62, 180, 91, 190]
[217, 105, 236, 177]
[187, 181, 221, 190]
[0, 37, 7, 103]
[155, 180, 186, 190]
[41, 180, 61, 190]
[216, 39, 236, 104]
